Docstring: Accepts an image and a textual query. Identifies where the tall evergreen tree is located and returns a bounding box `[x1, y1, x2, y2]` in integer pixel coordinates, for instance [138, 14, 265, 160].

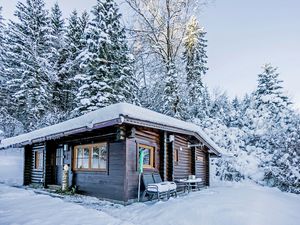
[0, 6, 4, 71]
[66, 10, 89, 67]
[105, 2, 139, 105]
[5, 0, 53, 131]
[183, 16, 208, 120]
[162, 62, 182, 118]
[74, 0, 139, 115]
[50, 3, 68, 111]
[254, 64, 290, 117]
[0, 6, 7, 109]
[62, 10, 89, 112]
[50, 3, 65, 66]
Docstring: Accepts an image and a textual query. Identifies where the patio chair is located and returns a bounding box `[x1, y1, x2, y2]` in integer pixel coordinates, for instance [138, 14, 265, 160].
[142, 173, 169, 201]
[152, 173, 177, 198]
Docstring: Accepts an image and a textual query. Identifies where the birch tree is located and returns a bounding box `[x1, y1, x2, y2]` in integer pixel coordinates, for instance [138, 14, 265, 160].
[125, 0, 207, 116]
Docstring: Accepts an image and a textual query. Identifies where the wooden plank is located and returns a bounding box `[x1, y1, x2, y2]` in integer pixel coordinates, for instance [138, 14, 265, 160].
[194, 146, 210, 186]
[31, 143, 45, 184]
[23, 145, 32, 185]
[125, 127, 162, 201]
[173, 135, 192, 180]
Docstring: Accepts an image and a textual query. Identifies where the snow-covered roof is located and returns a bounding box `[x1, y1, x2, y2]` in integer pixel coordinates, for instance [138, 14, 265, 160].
[0, 103, 222, 155]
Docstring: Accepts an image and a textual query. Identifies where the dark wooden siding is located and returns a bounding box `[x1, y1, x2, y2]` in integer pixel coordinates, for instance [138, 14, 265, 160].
[24, 145, 32, 185]
[126, 127, 161, 201]
[166, 139, 173, 181]
[23, 124, 211, 202]
[72, 141, 126, 201]
[44, 142, 56, 186]
[173, 135, 192, 180]
[135, 128, 161, 173]
[205, 149, 210, 186]
[126, 139, 139, 201]
[31, 144, 45, 184]
[195, 147, 209, 186]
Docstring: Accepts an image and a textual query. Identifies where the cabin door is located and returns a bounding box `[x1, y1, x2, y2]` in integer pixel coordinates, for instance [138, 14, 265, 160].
[55, 147, 64, 185]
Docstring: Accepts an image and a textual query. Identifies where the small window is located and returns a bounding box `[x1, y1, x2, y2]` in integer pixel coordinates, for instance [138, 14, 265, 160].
[174, 149, 179, 163]
[197, 156, 204, 162]
[74, 143, 107, 171]
[91, 145, 107, 169]
[35, 151, 43, 170]
[139, 144, 155, 169]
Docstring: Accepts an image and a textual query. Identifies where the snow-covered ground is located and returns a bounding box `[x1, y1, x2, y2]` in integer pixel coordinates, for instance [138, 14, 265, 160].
[0, 148, 23, 185]
[0, 182, 299, 225]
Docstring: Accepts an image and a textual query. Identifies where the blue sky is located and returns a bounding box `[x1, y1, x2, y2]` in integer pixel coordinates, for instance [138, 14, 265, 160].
[198, 0, 300, 109]
[1, 0, 299, 108]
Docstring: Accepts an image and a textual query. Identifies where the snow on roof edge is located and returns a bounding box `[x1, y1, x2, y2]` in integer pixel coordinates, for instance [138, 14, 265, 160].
[0, 103, 223, 155]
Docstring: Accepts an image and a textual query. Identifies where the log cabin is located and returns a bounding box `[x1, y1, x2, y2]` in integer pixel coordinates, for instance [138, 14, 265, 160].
[0, 103, 221, 204]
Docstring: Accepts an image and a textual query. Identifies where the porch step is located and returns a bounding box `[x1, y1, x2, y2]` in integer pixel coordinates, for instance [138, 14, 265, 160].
[47, 185, 61, 191]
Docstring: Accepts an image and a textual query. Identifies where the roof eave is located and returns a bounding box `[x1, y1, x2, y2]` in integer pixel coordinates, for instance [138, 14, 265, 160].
[122, 116, 222, 157]
[0, 118, 123, 149]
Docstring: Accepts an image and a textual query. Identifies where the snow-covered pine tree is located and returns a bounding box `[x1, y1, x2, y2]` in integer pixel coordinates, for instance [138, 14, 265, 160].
[209, 90, 231, 125]
[227, 96, 246, 129]
[262, 111, 300, 193]
[104, 0, 139, 105]
[0, 6, 4, 69]
[50, 3, 68, 111]
[183, 16, 208, 120]
[74, 0, 139, 115]
[240, 64, 299, 191]
[0, 107, 24, 138]
[62, 10, 89, 113]
[5, 0, 54, 131]
[254, 64, 290, 118]
[0, 6, 7, 109]
[50, 3, 65, 68]
[162, 61, 183, 118]
[241, 65, 288, 158]
[66, 10, 89, 67]
[73, 0, 115, 115]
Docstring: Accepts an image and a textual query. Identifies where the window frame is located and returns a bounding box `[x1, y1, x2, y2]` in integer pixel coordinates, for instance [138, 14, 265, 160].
[138, 144, 155, 169]
[56, 147, 64, 166]
[73, 142, 108, 172]
[34, 151, 43, 170]
[174, 148, 179, 165]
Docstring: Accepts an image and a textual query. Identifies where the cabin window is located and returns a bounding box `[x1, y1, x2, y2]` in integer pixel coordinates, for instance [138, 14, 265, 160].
[74, 143, 107, 171]
[91, 145, 107, 169]
[139, 144, 155, 169]
[197, 156, 204, 163]
[174, 149, 179, 164]
[34, 151, 43, 170]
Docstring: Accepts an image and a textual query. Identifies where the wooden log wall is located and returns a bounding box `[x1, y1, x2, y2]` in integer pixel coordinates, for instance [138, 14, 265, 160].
[173, 135, 192, 180]
[72, 141, 127, 202]
[44, 141, 56, 186]
[205, 149, 210, 186]
[166, 141, 173, 181]
[23, 145, 32, 185]
[31, 144, 45, 184]
[125, 127, 161, 201]
[135, 128, 161, 173]
[195, 146, 209, 186]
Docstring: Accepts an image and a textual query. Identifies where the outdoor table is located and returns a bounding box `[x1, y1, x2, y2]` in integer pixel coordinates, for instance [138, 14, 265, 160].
[177, 178, 202, 193]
